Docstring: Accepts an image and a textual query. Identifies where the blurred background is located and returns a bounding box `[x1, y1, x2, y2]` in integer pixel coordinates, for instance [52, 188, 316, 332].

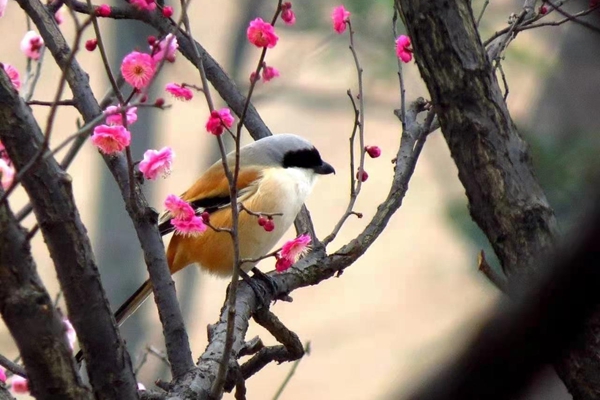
[1, 0, 599, 398]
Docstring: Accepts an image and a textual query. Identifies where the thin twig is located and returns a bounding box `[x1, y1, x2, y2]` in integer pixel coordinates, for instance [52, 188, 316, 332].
[271, 341, 310, 400]
[322, 19, 366, 246]
[22, 48, 46, 101]
[0, 353, 26, 378]
[27, 99, 77, 106]
[476, 0, 491, 27]
[0, 17, 92, 205]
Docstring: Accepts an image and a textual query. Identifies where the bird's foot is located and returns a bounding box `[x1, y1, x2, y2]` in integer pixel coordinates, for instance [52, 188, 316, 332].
[239, 270, 271, 309]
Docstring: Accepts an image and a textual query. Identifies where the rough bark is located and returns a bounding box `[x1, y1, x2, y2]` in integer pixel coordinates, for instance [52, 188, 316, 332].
[0, 189, 91, 400]
[17, 0, 193, 378]
[0, 70, 139, 400]
[398, 0, 600, 398]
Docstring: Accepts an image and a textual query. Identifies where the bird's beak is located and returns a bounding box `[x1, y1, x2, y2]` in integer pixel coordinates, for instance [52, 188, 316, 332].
[314, 161, 335, 175]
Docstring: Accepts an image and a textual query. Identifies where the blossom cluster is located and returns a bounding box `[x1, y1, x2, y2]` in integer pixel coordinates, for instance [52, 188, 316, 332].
[164, 195, 207, 236]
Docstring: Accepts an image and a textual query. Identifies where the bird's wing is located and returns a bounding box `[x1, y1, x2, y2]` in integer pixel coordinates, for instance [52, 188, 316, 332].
[158, 167, 263, 236]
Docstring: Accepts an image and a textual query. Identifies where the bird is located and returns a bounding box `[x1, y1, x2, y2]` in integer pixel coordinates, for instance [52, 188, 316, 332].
[114, 133, 335, 326]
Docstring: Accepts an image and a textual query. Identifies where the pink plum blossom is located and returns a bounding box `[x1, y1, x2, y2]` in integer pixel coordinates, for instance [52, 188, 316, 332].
[138, 147, 174, 180]
[96, 4, 111, 17]
[165, 83, 193, 101]
[20, 31, 44, 60]
[3, 64, 21, 90]
[205, 108, 234, 136]
[281, 2, 296, 25]
[262, 64, 279, 82]
[130, 0, 156, 11]
[171, 216, 207, 236]
[0, 159, 13, 189]
[120, 51, 156, 89]
[365, 145, 381, 158]
[91, 124, 131, 154]
[247, 18, 279, 48]
[152, 33, 178, 63]
[164, 194, 194, 220]
[276, 234, 311, 272]
[11, 376, 29, 394]
[395, 35, 412, 63]
[104, 105, 138, 126]
[331, 5, 350, 34]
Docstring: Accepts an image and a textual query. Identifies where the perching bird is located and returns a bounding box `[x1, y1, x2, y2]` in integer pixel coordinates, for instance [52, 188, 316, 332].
[114, 133, 335, 325]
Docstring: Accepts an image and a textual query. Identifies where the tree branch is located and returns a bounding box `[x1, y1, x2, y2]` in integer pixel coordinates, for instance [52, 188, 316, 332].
[0, 71, 135, 399]
[0, 187, 91, 400]
[19, 0, 194, 378]
[398, 0, 600, 397]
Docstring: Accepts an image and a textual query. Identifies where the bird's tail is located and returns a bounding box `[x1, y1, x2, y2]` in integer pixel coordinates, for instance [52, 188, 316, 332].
[114, 279, 153, 326]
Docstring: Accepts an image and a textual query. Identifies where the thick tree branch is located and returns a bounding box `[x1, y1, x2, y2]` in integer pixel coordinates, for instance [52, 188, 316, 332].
[0, 187, 92, 400]
[18, 0, 193, 378]
[398, 0, 558, 278]
[398, 0, 600, 398]
[0, 70, 138, 399]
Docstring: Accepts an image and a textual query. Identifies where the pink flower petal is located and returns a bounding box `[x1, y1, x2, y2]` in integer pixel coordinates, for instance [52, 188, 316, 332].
[332, 5, 350, 34]
[205, 108, 234, 136]
[246, 18, 279, 48]
[120, 51, 156, 89]
[139, 147, 174, 180]
[20, 31, 44, 60]
[91, 124, 131, 154]
[164, 195, 194, 220]
[165, 83, 193, 101]
[172, 216, 207, 236]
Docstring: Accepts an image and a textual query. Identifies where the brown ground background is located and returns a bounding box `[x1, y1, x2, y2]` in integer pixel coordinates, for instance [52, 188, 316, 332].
[0, 0, 580, 398]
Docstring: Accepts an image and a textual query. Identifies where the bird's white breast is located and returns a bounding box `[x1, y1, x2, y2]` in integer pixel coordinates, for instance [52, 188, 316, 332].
[241, 167, 316, 264]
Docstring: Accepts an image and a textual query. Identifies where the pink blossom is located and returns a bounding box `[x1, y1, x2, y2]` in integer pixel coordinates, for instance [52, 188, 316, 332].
[356, 168, 368, 182]
[0, 0, 7, 18]
[247, 18, 279, 48]
[139, 147, 174, 180]
[120, 51, 156, 89]
[104, 105, 138, 126]
[11, 376, 29, 394]
[85, 39, 98, 51]
[164, 194, 194, 220]
[151, 33, 178, 63]
[130, 0, 156, 11]
[63, 318, 77, 350]
[332, 5, 350, 34]
[91, 124, 131, 154]
[205, 108, 234, 136]
[0, 367, 6, 383]
[162, 5, 173, 17]
[96, 3, 111, 17]
[172, 216, 206, 236]
[276, 234, 311, 272]
[281, 2, 296, 25]
[3, 64, 21, 91]
[54, 5, 65, 24]
[261, 64, 279, 82]
[395, 35, 412, 63]
[365, 145, 381, 158]
[249, 71, 260, 83]
[0, 159, 14, 189]
[20, 31, 44, 60]
[165, 83, 193, 101]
